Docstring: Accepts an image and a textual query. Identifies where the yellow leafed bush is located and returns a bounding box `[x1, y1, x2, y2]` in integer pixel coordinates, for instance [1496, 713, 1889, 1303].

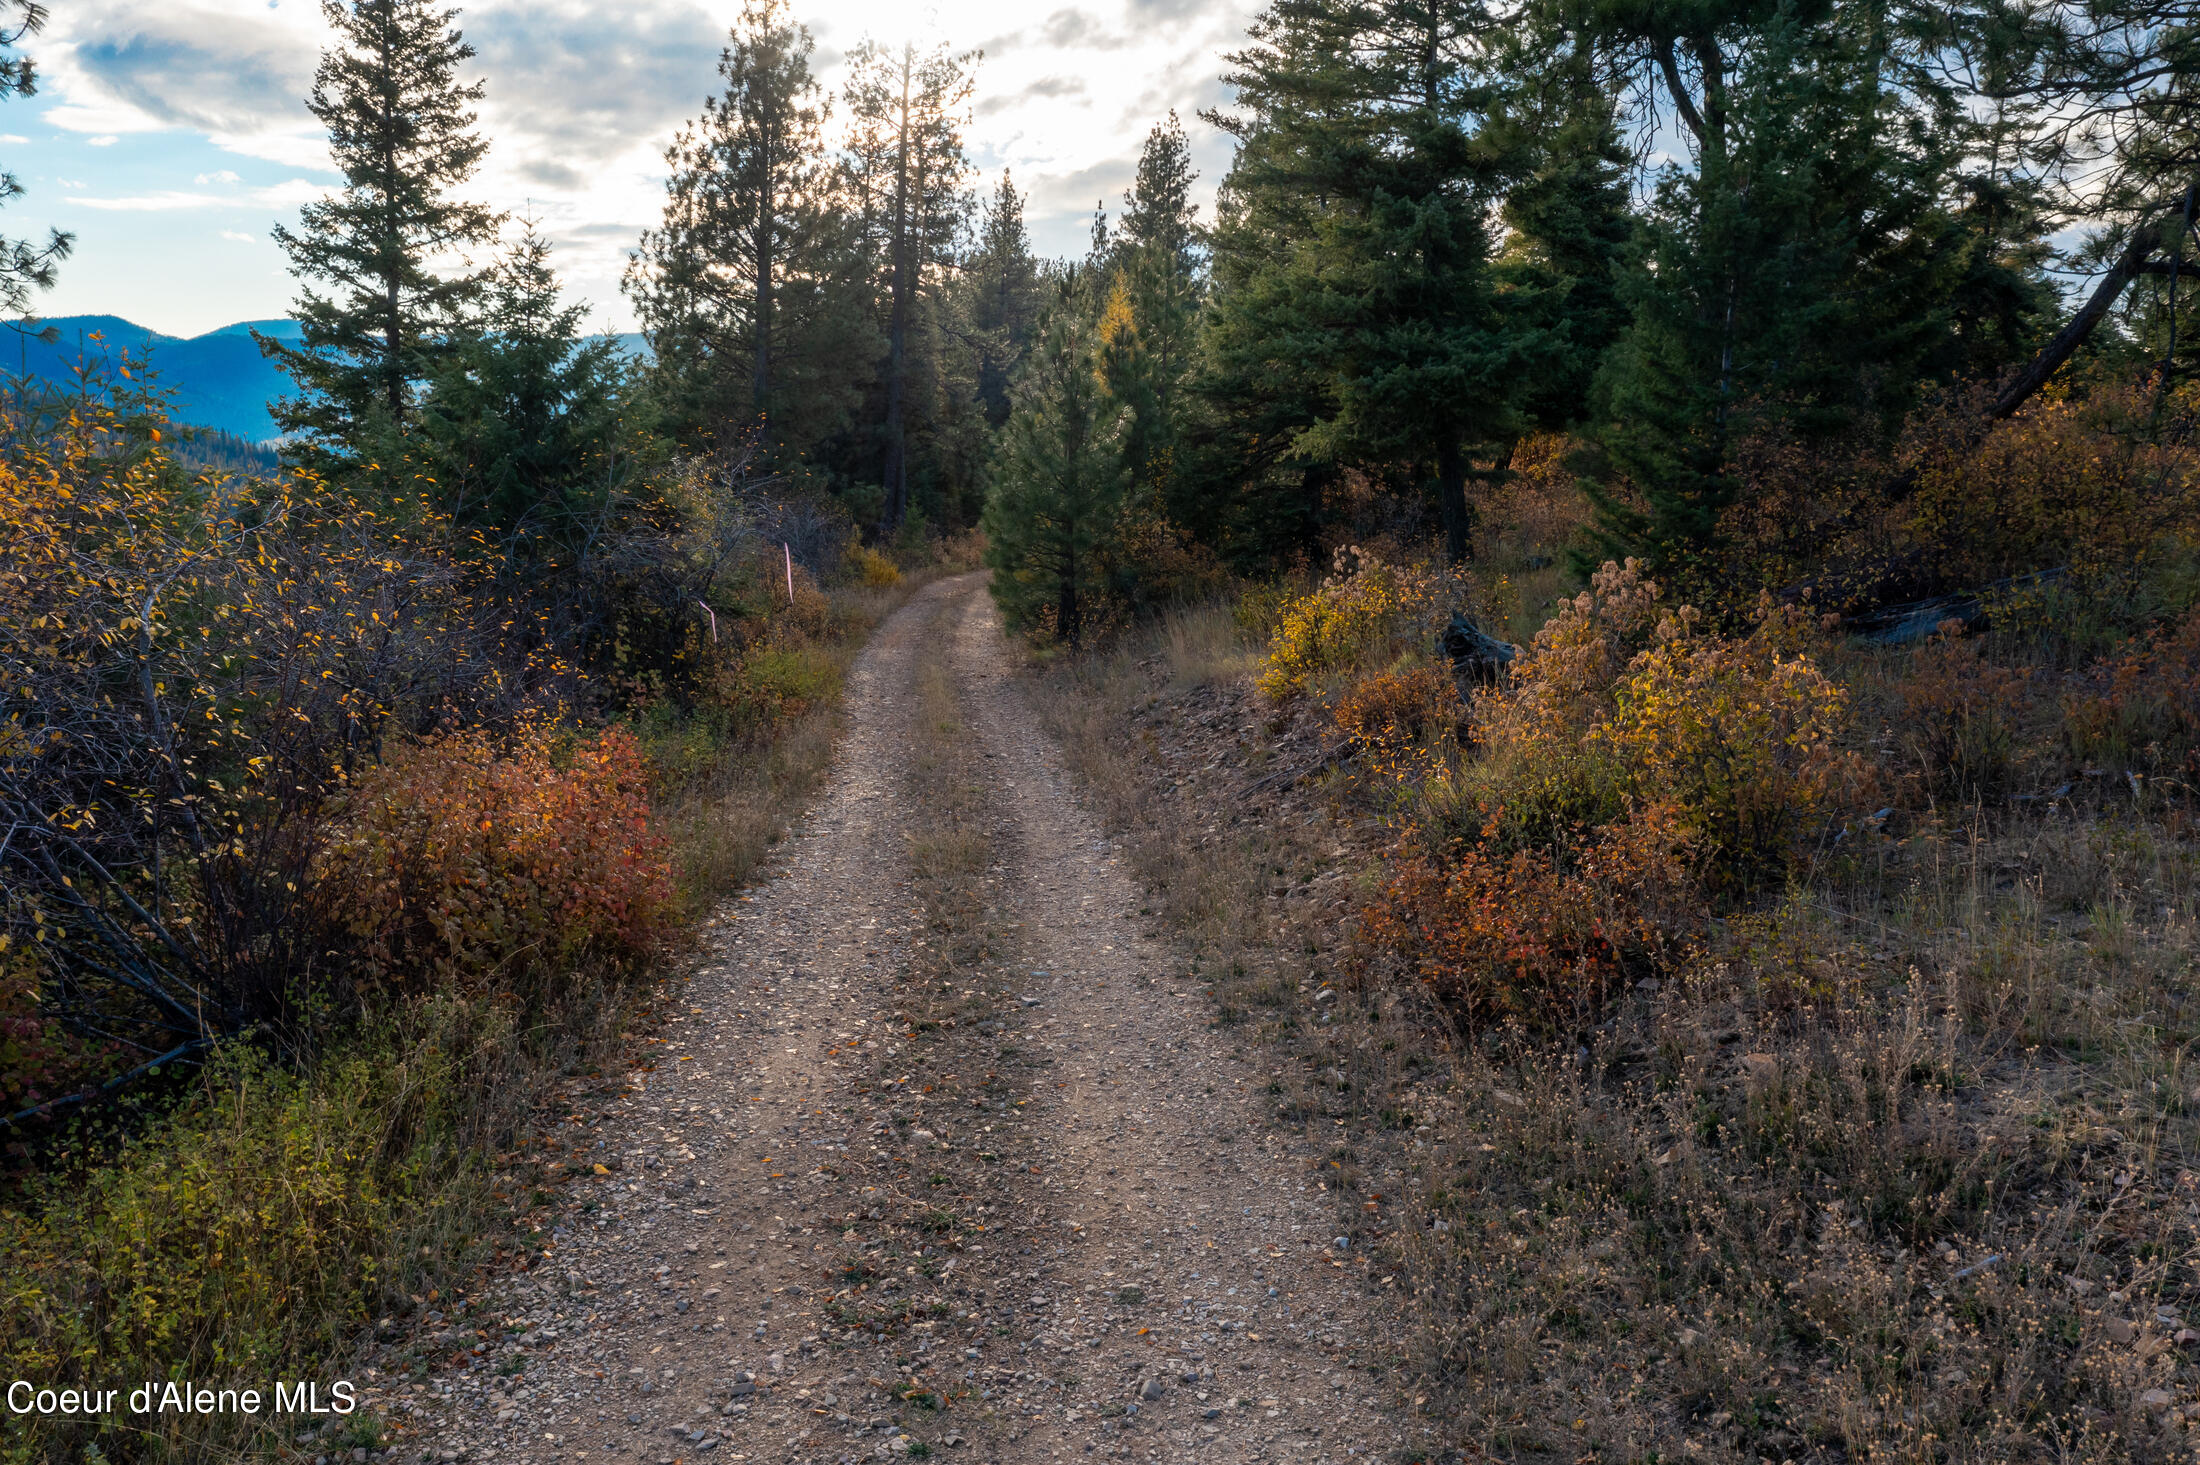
[1258, 549, 1441, 699]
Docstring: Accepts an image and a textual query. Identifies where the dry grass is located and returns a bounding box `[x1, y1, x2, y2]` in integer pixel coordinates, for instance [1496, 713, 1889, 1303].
[1032, 587, 2200, 1464]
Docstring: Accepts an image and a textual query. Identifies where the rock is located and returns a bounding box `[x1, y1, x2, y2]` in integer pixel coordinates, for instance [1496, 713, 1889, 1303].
[912, 1129, 936, 1142]
[767, 1351, 785, 1373]
[2141, 1389, 2176, 1411]
[1139, 1378, 1166, 1401]
[1439, 612, 1520, 690]
[2107, 1318, 2137, 1344]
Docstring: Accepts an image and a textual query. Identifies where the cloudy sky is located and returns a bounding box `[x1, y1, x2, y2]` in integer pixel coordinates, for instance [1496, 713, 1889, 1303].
[14, 0, 1256, 337]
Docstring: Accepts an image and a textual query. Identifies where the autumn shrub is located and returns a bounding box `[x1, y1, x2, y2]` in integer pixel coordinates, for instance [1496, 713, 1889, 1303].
[1899, 378, 2200, 588]
[1603, 611, 1856, 886]
[1371, 564, 1861, 1025]
[1333, 663, 1464, 785]
[2059, 603, 2200, 778]
[1258, 548, 1450, 699]
[1897, 622, 2036, 798]
[1363, 803, 1693, 1026]
[848, 542, 903, 588]
[316, 723, 673, 998]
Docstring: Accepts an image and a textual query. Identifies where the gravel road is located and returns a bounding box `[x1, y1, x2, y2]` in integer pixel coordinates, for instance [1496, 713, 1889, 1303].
[372, 574, 1406, 1465]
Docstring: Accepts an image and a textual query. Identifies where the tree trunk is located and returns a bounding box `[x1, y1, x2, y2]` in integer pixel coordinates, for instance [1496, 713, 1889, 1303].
[1057, 545, 1080, 646]
[753, 179, 773, 455]
[1436, 435, 1472, 563]
[879, 54, 913, 538]
[1990, 208, 2178, 420]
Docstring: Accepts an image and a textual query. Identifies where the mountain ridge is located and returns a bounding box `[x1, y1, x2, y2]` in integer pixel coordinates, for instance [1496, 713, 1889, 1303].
[9, 316, 648, 443]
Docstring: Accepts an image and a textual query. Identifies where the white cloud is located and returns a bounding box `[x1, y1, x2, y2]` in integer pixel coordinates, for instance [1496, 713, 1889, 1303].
[255, 176, 328, 206]
[86, 134, 119, 146]
[70, 189, 223, 209]
[36, 0, 1261, 325]
[0, 133, 26, 144]
[219, 228, 256, 241]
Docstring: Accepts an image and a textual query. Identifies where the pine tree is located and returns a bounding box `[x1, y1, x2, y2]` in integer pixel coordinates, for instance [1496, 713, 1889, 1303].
[843, 39, 976, 536]
[262, 0, 502, 470]
[629, 0, 872, 457]
[0, 2, 70, 318]
[1200, 0, 1513, 563]
[983, 277, 1129, 644]
[966, 172, 1042, 429]
[1579, 3, 1984, 569]
[414, 222, 626, 557]
[1109, 114, 1206, 526]
[1490, 73, 1633, 439]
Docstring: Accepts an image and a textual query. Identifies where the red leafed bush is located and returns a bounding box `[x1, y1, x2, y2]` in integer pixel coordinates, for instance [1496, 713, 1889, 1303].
[1361, 803, 1695, 1028]
[317, 723, 674, 996]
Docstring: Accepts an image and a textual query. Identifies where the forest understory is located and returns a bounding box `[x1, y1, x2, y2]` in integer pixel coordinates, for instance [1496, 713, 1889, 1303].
[1033, 536, 2200, 1462]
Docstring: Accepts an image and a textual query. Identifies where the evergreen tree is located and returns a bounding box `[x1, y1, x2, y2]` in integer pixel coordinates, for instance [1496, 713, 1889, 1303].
[0, 2, 70, 319]
[843, 39, 977, 536]
[1199, 0, 1514, 563]
[1489, 73, 1633, 439]
[983, 278, 1129, 644]
[414, 223, 626, 557]
[629, 0, 872, 457]
[262, 0, 502, 469]
[966, 172, 1043, 429]
[1579, 2, 1987, 569]
[1109, 114, 1206, 526]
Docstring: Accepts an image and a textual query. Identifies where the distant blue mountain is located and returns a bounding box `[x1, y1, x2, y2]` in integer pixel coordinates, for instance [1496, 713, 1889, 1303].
[9, 315, 296, 441]
[6, 316, 652, 445]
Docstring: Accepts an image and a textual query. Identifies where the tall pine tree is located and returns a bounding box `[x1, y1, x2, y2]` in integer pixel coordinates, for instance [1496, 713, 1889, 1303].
[843, 40, 976, 536]
[629, 0, 872, 458]
[983, 275, 1129, 644]
[966, 172, 1043, 430]
[262, 0, 502, 470]
[414, 222, 626, 557]
[1201, 0, 1514, 563]
[1108, 113, 1206, 528]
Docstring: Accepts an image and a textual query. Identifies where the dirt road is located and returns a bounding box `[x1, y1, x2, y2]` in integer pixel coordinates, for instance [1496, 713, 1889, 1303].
[374, 574, 1406, 1465]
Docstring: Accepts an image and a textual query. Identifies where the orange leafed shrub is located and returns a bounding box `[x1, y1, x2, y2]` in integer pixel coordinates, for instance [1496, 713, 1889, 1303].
[1363, 803, 1693, 1026]
[1363, 564, 1861, 1026]
[1333, 664, 1463, 768]
[317, 723, 673, 995]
